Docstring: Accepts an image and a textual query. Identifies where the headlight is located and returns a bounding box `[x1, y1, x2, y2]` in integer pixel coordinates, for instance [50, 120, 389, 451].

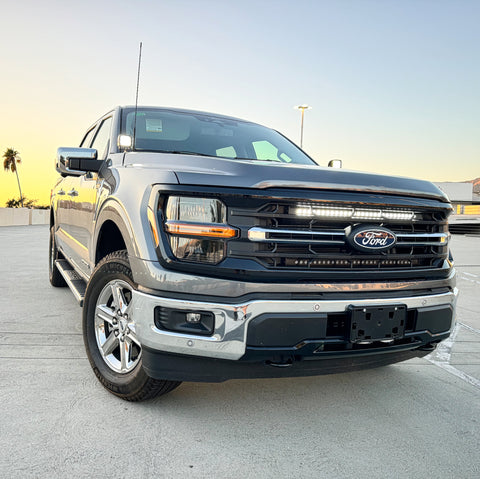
[164, 196, 237, 264]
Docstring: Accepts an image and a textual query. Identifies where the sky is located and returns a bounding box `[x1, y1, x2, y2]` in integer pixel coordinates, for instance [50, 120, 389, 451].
[0, 0, 479, 206]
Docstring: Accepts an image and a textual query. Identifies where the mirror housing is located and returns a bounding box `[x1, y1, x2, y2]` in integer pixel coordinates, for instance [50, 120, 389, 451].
[56, 147, 100, 176]
[328, 159, 342, 169]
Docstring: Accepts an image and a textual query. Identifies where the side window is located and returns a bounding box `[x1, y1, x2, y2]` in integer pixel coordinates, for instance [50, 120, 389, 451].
[80, 127, 97, 148]
[91, 117, 113, 160]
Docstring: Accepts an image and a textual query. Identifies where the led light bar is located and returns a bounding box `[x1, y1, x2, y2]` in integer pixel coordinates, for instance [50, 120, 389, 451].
[382, 211, 415, 221]
[294, 205, 353, 218]
[292, 204, 415, 221]
[287, 258, 413, 267]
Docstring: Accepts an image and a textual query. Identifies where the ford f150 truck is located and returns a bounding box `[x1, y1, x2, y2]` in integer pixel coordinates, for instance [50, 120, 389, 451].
[49, 106, 457, 401]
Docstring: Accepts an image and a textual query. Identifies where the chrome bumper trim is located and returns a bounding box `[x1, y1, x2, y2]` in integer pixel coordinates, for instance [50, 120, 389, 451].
[132, 288, 458, 361]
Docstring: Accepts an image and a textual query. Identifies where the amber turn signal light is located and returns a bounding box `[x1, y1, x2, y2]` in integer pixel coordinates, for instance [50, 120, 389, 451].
[165, 221, 238, 238]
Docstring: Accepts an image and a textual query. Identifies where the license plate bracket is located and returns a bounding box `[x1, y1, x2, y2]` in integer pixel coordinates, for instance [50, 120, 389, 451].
[349, 305, 406, 343]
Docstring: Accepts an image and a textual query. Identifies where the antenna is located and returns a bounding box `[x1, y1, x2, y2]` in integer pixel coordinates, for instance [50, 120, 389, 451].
[133, 42, 143, 149]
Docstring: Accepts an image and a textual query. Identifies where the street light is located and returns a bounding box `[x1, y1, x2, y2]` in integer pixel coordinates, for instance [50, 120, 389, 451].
[294, 104, 312, 148]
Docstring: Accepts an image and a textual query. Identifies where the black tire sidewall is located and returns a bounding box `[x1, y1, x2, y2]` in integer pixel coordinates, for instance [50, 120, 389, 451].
[49, 226, 66, 287]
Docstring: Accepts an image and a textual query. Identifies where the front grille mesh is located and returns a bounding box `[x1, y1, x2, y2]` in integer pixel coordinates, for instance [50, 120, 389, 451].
[228, 201, 449, 272]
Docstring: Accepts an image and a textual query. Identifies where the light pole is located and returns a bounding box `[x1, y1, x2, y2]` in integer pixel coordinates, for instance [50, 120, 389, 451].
[294, 104, 312, 148]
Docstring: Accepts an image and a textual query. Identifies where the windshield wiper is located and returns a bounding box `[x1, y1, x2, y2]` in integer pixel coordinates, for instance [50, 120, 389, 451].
[155, 150, 216, 158]
[151, 151, 283, 163]
[232, 157, 282, 162]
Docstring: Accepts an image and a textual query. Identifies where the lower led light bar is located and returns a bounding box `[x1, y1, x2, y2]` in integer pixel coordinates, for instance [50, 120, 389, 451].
[292, 204, 415, 221]
[287, 258, 414, 267]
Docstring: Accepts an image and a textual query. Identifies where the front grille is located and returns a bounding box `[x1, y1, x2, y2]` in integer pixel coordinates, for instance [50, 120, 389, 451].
[228, 201, 450, 273]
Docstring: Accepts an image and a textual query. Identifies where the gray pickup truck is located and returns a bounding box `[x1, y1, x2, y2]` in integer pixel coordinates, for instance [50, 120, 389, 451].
[50, 106, 457, 401]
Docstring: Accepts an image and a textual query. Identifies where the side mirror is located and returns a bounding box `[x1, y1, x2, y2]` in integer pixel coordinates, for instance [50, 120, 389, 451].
[56, 147, 100, 176]
[328, 159, 342, 168]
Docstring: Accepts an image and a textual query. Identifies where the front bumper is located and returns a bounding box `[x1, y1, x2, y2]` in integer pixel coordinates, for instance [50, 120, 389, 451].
[132, 287, 458, 363]
[141, 344, 436, 382]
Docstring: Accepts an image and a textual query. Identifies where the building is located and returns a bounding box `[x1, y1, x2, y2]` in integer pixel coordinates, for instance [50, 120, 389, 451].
[434, 182, 480, 215]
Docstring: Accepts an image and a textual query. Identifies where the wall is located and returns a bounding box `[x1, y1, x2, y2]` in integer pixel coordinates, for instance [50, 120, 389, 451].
[434, 182, 473, 202]
[0, 208, 49, 226]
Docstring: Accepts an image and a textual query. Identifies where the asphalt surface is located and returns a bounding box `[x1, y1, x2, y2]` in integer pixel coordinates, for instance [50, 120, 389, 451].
[0, 225, 479, 478]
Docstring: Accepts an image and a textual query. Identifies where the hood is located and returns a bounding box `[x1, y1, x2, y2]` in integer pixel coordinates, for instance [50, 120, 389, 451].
[124, 152, 449, 203]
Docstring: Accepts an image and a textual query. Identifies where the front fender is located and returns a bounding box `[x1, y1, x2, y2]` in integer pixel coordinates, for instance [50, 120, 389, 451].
[93, 186, 159, 270]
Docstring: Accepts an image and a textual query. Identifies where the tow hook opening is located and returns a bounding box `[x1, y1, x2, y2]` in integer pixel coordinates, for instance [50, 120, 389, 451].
[266, 358, 294, 368]
[418, 343, 436, 352]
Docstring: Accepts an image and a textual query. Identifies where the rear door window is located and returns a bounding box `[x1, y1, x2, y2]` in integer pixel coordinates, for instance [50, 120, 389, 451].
[91, 117, 113, 160]
[80, 127, 97, 148]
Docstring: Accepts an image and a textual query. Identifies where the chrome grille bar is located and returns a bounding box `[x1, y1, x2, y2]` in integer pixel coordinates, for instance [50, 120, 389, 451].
[396, 232, 449, 246]
[248, 227, 448, 246]
[248, 227, 345, 244]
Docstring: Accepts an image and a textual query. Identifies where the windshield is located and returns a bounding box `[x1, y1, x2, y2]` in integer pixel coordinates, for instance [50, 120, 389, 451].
[121, 108, 316, 165]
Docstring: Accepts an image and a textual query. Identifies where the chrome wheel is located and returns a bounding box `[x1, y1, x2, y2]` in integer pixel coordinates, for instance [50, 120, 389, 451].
[94, 279, 141, 373]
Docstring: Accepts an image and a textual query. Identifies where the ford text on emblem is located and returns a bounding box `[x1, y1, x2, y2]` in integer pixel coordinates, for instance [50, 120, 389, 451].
[348, 226, 396, 253]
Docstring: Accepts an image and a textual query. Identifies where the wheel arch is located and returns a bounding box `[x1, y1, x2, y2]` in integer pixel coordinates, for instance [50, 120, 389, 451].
[93, 202, 137, 266]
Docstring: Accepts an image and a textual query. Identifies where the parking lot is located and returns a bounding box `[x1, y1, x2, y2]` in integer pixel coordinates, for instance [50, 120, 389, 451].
[1, 225, 479, 478]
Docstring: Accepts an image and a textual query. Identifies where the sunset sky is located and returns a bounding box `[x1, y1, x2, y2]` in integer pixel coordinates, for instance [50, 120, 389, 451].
[1, 0, 479, 206]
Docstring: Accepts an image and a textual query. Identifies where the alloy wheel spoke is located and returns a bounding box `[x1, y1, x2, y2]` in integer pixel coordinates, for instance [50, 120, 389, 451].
[102, 332, 118, 356]
[126, 326, 141, 347]
[96, 304, 116, 325]
[124, 300, 133, 319]
[120, 339, 131, 371]
[111, 283, 128, 314]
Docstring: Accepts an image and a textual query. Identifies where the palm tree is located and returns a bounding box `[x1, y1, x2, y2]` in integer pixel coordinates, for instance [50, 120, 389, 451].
[3, 148, 24, 207]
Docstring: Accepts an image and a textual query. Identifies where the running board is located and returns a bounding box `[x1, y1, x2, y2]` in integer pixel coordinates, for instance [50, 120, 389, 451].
[55, 259, 86, 307]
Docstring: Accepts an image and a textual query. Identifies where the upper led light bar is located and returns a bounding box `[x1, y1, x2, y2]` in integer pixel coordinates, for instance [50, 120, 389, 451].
[295, 205, 353, 218]
[292, 204, 415, 221]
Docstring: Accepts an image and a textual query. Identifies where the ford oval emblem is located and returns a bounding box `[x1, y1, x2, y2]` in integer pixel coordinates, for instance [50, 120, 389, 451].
[348, 226, 397, 253]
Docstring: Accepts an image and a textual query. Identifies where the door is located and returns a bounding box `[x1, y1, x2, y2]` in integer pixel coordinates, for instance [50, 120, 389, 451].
[52, 176, 74, 255]
[68, 116, 113, 276]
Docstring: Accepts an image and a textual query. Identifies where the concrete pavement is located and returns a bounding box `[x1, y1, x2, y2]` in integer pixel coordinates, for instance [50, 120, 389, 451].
[0, 225, 479, 478]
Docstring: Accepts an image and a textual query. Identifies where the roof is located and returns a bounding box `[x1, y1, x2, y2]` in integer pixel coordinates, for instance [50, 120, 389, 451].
[118, 105, 257, 125]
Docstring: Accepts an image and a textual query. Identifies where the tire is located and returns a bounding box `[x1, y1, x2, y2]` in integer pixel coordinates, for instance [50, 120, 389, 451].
[49, 226, 67, 287]
[82, 250, 181, 401]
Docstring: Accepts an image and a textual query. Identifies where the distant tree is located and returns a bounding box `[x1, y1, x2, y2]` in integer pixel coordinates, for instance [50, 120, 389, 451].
[5, 198, 23, 208]
[5, 197, 45, 209]
[23, 198, 37, 208]
[3, 148, 24, 207]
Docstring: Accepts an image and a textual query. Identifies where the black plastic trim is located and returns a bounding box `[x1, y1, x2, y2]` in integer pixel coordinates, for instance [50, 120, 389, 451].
[135, 284, 454, 304]
[142, 343, 435, 383]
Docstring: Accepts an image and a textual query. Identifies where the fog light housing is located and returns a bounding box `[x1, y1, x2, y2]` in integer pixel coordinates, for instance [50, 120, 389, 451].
[154, 307, 215, 336]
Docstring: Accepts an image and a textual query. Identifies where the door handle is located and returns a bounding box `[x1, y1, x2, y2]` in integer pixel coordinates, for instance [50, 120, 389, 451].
[57, 189, 66, 196]
[67, 189, 78, 197]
